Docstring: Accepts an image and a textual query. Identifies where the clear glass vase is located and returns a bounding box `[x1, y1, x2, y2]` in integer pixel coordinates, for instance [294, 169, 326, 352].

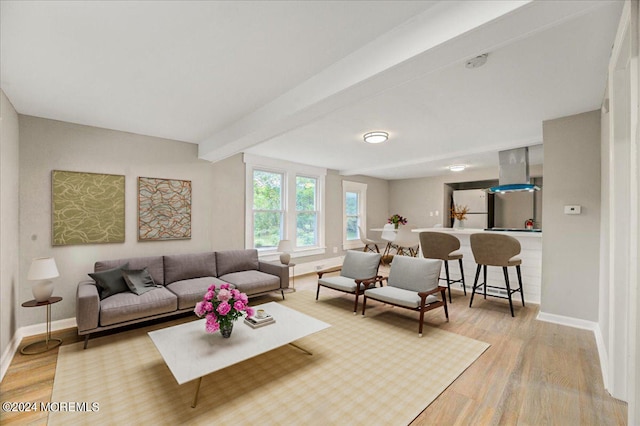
[219, 322, 234, 338]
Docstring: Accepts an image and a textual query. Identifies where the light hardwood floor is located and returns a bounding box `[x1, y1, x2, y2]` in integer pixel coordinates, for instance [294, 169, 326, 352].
[0, 267, 628, 425]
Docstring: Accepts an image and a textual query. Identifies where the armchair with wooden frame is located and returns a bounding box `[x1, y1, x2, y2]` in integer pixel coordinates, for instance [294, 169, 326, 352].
[316, 250, 382, 314]
[362, 256, 448, 336]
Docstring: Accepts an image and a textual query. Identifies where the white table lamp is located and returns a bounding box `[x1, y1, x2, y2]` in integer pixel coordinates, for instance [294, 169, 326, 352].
[277, 240, 293, 265]
[28, 257, 59, 302]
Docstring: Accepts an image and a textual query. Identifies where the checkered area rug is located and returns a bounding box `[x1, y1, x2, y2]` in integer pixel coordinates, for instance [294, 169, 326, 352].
[50, 290, 489, 425]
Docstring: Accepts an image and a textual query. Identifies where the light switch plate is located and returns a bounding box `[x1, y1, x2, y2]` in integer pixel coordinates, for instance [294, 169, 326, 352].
[564, 205, 581, 215]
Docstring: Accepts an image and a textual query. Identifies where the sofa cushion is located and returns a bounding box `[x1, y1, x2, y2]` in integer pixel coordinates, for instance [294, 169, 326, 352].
[219, 270, 279, 296]
[216, 249, 259, 277]
[164, 252, 216, 285]
[166, 276, 229, 310]
[95, 256, 165, 285]
[99, 287, 177, 326]
[122, 268, 158, 296]
[89, 262, 130, 299]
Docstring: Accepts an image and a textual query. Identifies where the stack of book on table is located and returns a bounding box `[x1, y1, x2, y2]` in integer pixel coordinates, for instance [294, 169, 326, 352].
[244, 312, 275, 328]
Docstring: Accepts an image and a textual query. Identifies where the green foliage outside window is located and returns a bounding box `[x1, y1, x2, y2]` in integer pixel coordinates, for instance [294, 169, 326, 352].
[253, 170, 283, 248]
[345, 191, 359, 241]
[296, 176, 317, 247]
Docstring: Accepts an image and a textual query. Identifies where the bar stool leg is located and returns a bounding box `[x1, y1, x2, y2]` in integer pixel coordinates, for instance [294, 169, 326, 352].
[516, 265, 525, 307]
[503, 267, 515, 317]
[458, 258, 466, 295]
[469, 264, 481, 307]
[483, 265, 488, 299]
[444, 260, 452, 303]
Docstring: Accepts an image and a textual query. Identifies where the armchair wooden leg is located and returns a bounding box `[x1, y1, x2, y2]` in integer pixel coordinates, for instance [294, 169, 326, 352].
[315, 284, 321, 301]
[361, 295, 368, 316]
[442, 288, 449, 321]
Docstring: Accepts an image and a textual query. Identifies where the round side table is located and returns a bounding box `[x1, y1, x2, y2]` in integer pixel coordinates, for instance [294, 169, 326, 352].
[20, 296, 63, 355]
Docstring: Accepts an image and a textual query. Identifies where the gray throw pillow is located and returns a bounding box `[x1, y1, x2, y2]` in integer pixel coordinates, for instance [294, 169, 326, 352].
[121, 267, 158, 296]
[89, 262, 130, 300]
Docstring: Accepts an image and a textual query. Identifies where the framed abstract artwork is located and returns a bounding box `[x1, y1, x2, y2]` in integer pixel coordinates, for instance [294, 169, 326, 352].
[52, 170, 125, 245]
[138, 177, 192, 241]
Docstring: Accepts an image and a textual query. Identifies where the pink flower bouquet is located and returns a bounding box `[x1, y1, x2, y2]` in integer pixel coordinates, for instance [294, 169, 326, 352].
[194, 283, 254, 333]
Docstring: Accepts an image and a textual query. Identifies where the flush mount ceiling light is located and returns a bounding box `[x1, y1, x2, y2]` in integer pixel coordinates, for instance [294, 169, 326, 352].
[363, 131, 388, 144]
[448, 164, 466, 172]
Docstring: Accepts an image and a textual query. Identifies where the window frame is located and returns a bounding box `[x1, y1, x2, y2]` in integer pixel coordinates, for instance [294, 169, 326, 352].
[342, 181, 368, 250]
[244, 154, 326, 260]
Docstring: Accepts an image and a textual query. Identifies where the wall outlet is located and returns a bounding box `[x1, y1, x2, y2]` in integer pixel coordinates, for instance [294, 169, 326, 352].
[429, 211, 433, 217]
[435, 210, 439, 216]
[333, 247, 338, 253]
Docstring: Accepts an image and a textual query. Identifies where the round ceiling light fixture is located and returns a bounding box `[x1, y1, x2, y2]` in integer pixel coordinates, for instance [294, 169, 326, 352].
[448, 164, 466, 172]
[363, 131, 389, 144]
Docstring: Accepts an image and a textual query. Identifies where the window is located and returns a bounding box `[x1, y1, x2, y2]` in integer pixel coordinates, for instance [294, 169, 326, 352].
[342, 181, 367, 250]
[296, 176, 318, 247]
[252, 170, 284, 249]
[245, 154, 326, 258]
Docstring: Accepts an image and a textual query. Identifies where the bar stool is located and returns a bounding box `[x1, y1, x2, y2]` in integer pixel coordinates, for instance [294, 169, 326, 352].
[419, 232, 466, 303]
[469, 233, 524, 317]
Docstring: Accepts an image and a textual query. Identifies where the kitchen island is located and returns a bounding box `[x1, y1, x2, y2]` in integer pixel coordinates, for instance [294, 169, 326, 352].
[412, 228, 542, 304]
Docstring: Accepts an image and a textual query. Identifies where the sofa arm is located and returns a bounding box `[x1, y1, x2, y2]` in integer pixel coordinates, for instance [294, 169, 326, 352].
[258, 261, 290, 289]
[76, 281, 100, 333]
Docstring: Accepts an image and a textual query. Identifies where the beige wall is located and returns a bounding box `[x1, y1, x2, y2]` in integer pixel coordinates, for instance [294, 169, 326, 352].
[0, 90, 20, 361]
[18, 116, 217, 325]
[541, 110, 601, 321]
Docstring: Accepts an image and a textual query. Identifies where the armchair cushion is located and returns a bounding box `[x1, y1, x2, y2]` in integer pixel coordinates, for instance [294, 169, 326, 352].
[387, 256, 441, 292]
[364, 286, 440, 309]
[318, 276, 366, 293]
[340, 250, 381, 279]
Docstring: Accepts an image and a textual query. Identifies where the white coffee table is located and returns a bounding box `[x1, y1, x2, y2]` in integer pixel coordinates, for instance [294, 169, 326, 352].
[148, 301, 330, 407]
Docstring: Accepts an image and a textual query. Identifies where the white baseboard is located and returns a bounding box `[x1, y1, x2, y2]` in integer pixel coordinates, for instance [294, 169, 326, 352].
[292, 256, 344, 277]
[536, 311, 599, 331]
[0, 317, 77, 383]
[536, 311, 609, 392]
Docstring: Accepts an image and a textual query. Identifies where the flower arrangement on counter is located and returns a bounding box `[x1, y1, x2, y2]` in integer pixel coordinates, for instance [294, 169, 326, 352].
[450, 204, 469, 221]
[388, 214, 408, 228]
[194, 284, 254, 334]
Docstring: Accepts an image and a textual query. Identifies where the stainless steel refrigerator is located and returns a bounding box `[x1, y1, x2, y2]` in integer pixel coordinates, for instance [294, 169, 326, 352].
[452, 189, 488, 229]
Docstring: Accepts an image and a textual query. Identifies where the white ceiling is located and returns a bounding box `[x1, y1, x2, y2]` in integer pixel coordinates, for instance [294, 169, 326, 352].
[1, 1, 623, 180]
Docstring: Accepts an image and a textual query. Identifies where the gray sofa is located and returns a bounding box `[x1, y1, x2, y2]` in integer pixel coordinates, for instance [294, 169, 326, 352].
[76, 249, 289, 348]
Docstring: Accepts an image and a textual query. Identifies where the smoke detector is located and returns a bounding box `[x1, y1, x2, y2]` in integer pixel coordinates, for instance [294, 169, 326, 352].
[465, 54, 488, 69]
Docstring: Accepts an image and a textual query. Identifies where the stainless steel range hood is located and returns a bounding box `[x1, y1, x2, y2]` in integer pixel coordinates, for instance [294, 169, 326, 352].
[488, 147, 540, 193]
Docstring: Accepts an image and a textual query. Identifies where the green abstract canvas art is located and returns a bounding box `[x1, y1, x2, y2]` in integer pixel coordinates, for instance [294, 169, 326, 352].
[52, 170, 125, 245]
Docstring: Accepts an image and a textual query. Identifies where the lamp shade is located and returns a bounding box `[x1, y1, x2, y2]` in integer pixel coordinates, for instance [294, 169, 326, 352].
[28, 257, 59, 280]
[277, 240, 292, 253]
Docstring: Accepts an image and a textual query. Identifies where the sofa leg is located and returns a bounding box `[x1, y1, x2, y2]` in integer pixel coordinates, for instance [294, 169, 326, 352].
[281, 290, 285, 300]
[83, 334, 90, 350]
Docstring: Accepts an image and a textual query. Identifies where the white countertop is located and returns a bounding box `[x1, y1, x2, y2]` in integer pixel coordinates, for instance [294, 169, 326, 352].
[411, 227, 542, 238]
